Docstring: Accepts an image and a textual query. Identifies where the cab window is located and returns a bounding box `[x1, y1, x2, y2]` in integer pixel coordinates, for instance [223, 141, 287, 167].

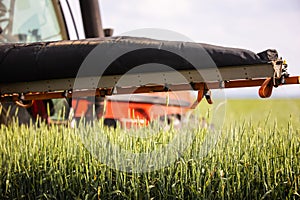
[0, 0, 63, 42]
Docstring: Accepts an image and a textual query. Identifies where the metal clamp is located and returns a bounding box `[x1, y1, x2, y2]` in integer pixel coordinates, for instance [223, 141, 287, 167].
[272, 58, 289, 87]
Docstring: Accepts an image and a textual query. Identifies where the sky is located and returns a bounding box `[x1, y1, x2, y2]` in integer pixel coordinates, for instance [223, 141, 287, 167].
[100, 0, 300, 98]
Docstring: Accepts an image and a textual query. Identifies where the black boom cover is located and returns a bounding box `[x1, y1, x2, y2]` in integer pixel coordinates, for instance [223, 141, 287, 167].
[0, 36, 277, 83]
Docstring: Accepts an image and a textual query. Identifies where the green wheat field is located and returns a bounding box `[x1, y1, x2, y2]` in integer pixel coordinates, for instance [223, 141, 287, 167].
[0, 99, 299, 199]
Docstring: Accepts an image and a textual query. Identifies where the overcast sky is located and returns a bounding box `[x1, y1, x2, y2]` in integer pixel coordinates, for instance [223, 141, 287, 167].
[100, 0, 300, 98]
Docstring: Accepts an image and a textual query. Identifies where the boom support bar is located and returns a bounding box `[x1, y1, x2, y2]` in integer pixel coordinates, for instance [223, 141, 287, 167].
[1, 76, 299, 105]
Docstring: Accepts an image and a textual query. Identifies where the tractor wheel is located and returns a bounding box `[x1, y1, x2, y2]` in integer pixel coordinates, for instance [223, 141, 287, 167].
[104, 118, 117, 129]
[0, 102, 31, 125]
